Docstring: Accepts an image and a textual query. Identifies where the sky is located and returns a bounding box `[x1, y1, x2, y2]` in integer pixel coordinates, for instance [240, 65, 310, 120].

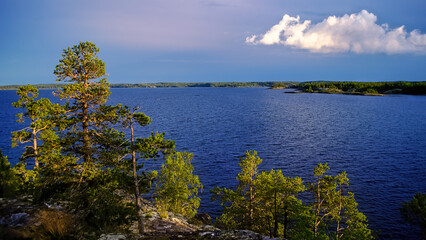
[1, 0, 426, 85]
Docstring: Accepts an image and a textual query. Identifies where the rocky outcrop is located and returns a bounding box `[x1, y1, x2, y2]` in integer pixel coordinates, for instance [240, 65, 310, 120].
[1, 197, 278, 240]
[101, 230, 281, 240]
[383, 88, 403, 94]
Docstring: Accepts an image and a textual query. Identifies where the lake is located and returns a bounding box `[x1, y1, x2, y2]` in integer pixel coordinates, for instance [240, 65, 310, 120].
[1, 87, 425, 239]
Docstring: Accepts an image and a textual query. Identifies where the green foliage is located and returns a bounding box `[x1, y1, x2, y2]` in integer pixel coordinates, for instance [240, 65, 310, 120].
[212, 151, 262, 230]
[84, 184, 137, 231]
[54, 41, 110, 163]
[0, 149, 18, 197]
[10, 87, 68, 199]
[212, 151, 308, 238]
[146, 170, 158, 203]
[11, 84, 64, 169]
[213, 155, 373, 240]
[156, 152, 203, 218]
[136, 132, 175, 159]
[54, 41, 106, 83]
[255, 169, 306, 238]
[299, 81, 426, 95]
[401, 193, 426, 238]
[0, 81, 298, 90]
[309, 163, 336, 237]
[308, 164, 373, 240]
[115, 103, 176, 233]
[269, 83, 287, 89]
[364, 88, 378, 94]
[8, 43, 132, 233]
[8, 42, 204, 235]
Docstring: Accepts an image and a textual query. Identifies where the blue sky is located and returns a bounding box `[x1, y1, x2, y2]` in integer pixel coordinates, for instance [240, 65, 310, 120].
[1, 0, 425, 85]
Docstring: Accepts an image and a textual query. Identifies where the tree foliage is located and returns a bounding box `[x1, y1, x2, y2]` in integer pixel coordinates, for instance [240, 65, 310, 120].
[211, 150, 262, 230]
[7, 41, 380, 238]
[299, 81, 426, 95]
[12, 84, 64, 169]
[255, 169, 306, 238]
[308, 164, 373, 240]
[116, 104, 175, 232]
[9, 42, 182, 234]
[156, 152, 203, 218]
[401, 193, 426, 238]
[212, 154, 374, 240]
[54, 41, 110, 163]
[212, 151, 308, 238]
[0, 149, 18, 197]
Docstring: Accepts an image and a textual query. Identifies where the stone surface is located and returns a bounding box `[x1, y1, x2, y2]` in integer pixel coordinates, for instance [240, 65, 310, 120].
[99, 234, 127, 240]
[1, 197, 277, 240]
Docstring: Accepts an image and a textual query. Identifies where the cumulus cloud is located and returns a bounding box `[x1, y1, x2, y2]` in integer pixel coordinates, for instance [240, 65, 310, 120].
[246, 10, 426, 54]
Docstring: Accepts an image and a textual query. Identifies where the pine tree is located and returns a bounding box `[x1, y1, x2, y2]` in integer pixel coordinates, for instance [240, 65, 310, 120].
[53, 41, 110, 163]
[156, 152, 203, 218]
[308, 163, 336, 238]
[309, 164, 373, 239]
[211, 150, 262, 230]
[51, 42, 136, 230]
[117, 105, 151, 233]
[255, 169, 305, 238]
[12, 84, 64, 169]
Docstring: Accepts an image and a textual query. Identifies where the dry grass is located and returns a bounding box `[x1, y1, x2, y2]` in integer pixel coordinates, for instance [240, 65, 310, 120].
[34, 209, 77, 240]
[156, 200, 169, 220]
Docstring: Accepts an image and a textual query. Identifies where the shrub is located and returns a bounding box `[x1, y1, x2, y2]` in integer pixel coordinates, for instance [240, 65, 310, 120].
[0, 149, 18, 197]
[364, 88, 378, 94]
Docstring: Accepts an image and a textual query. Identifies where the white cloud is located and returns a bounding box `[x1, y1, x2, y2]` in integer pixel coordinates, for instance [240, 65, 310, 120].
[246, 10, 426, 54]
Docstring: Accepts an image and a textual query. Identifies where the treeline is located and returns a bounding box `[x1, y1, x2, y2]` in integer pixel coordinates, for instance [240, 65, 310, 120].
[0, 83, 66, 90]
[299, 81, 426, 95]
[111, 81, 292, 88]
[2, 81, 425, 95]
[0, 81, 295, 90]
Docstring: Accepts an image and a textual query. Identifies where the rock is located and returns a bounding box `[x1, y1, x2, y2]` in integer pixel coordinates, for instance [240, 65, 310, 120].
[195, 213, 212, 225]
[383, 88, 403, 94]
[98, 234, 126, 240]
[138, 230, 279, 240]
[212, 230, 280, 240]
[1, 197, 277, 240]
[3, 213, 29, 227]
[201, 224, 218, 231]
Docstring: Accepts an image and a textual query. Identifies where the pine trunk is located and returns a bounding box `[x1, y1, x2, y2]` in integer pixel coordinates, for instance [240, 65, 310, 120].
[273, 191, 278, 237]
[32, 126, 38, 169]
[131, 120, 144, 233]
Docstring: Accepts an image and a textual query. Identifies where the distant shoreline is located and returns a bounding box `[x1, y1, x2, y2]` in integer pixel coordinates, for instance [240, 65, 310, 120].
[0, 82, 294, 90]
[1, 81, 425, 95]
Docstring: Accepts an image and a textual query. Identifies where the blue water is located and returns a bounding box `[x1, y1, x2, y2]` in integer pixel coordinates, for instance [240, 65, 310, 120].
[1, 87, 425, 239]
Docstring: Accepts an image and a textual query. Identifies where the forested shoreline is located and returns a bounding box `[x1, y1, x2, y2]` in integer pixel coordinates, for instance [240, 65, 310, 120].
[1, 81, 426, 96]
[0, 82, 292, 90]
[297, 81, 426, 95]
[1, 42, 424, 239]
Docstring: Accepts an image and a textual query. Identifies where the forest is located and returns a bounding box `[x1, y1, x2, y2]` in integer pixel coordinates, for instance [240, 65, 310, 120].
[1, 42, 424, 240]
[0, 81, 293, 90]
[1, 78, 425, 96]
[297, 81, 426, 95]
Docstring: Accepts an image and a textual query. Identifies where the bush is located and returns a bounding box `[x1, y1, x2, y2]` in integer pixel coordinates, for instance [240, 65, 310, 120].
[0, 149, 18, 197]
[401, 193, 426, 238]
[364, 88, 378, 94]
